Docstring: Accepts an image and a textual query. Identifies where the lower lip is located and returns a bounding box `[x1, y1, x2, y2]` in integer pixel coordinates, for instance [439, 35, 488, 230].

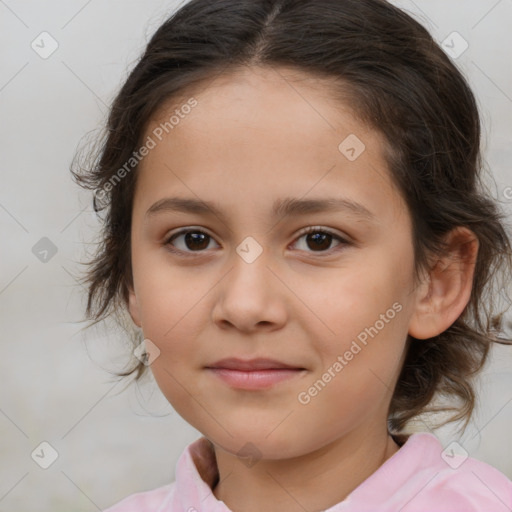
[206, 368, 306, 389]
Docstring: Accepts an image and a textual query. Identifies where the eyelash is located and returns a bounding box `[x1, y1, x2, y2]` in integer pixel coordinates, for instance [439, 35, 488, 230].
[163, 226, 351, 257]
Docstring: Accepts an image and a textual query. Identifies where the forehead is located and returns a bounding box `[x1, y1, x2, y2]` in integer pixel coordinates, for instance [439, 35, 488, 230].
[146, 65, 369, 150]
[134, 65, 405, 224]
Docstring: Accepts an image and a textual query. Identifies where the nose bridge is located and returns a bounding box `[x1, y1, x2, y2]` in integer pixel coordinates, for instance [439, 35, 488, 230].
[235, 234, 266, 266]
[229, 234, 272, 295]
[212, 234, 287, 330]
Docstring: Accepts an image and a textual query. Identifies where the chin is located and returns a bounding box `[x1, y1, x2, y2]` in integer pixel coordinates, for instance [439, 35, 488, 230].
[205, 426, 307, 461]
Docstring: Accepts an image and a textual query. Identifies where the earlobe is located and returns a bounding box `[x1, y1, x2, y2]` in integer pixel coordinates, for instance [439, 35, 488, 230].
[408, 227, 479, 340]
[127, 285, 142, 328]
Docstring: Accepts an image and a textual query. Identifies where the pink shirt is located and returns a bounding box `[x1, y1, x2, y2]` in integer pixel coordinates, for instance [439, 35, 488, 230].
[104, 432, 512, 511]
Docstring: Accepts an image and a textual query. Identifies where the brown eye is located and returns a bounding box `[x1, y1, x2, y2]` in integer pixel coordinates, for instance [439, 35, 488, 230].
[292, 227, 350, 254]
[165, 229, 218, 253]
[305, 232, 332, 251]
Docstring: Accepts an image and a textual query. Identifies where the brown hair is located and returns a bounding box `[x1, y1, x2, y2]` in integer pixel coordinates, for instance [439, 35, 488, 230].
[71, 0, 512, 434]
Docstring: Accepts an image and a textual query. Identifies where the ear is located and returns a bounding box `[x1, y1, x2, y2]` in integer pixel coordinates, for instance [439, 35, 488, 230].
[127, 284, 142, 328]
[408, 227, 479, 340]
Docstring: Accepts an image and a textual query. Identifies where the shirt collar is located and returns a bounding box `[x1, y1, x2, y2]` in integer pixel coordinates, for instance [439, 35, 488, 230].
[173, 436, 229, 512]
[172, 432, 442, 512]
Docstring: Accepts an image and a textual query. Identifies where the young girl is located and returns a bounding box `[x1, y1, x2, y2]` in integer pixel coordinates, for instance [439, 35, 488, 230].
[71, 0, 512, 510]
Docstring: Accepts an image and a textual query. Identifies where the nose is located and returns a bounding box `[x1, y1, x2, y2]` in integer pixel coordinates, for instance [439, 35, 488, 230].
[211, 245, 288, 333]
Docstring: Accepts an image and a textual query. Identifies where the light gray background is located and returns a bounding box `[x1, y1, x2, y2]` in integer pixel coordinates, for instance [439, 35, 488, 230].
[1, 1, 511, 510]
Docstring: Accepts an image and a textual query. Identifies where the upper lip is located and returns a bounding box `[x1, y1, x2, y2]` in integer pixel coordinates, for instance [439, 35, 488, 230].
[205, 357, 305, 371]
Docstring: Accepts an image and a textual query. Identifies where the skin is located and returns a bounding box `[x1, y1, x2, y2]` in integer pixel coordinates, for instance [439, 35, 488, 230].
[127, 65, 478, 512]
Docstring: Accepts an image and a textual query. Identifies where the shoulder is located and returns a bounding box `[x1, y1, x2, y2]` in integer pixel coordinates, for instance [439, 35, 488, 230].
[350, 433, 512, 511]
[427, 456, 512, 509]
[400, 434, 512, 511]
[103, 482, 176, 512]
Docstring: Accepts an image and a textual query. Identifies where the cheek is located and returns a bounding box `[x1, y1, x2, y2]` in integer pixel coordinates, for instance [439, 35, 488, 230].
[130, 252, 213, 380]
[136, 274, 210, 419]
[296, 289, 408, 441]
[132, 243, 205, 334]
[138, 281, 207, 356]
[308, 257, 409, 342]
[302, 248, 413, 389]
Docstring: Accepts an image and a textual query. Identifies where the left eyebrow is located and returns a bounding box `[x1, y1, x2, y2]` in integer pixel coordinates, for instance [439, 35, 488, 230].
[145, 196, 376, 223]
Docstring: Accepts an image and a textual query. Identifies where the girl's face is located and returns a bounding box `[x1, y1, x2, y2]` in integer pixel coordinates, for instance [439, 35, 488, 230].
[128, 66, 421, 459]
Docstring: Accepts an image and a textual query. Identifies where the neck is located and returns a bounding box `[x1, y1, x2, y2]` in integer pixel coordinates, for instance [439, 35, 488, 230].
[211, 427, 400, 512]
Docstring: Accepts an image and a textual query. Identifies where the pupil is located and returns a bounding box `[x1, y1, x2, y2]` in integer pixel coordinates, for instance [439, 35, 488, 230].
[186, 232, 209, 250]
[307, 232, 330, 251]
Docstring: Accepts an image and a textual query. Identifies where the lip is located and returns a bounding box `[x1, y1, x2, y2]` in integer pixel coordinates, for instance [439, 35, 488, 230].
[205, 358, 307, 390]
[205, 357, 306, 371]
[206, 368, 307, 389]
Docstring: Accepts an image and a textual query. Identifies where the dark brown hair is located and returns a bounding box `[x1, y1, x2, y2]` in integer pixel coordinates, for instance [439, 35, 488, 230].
[71, 0, 512, 434]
